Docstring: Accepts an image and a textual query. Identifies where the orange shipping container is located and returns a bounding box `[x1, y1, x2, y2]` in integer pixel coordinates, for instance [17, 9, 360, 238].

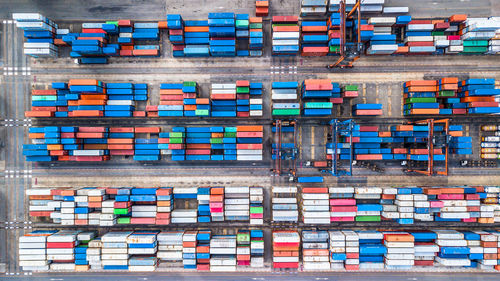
[160, 89, 184, 95]
[211, 188, 224, 195]
[29, 133, 45, 139]
[32, 89, 57, 95]
[47, 144, 63, 150]
[406, 80, 438, 86]
[158, 21, 168, 29]
[249, 17, 263, 23]
[135, 127, 160, 133]
[185, 26, 209, 32]
[108, 144, 134, 150]
[78, 100, 107, 105]
[440, 77, 458, 84]
[409, 108, 440, 115]
[273, 25, 300, 32]
[407, 86, 438, 92]
[255, 1, 269, 7]
[72, 110, 103, 117]
[25, 111, 53, 117]
[236, 125, 263, 132]
[107, 138, 134, 144]
[68, 79, 100, 86]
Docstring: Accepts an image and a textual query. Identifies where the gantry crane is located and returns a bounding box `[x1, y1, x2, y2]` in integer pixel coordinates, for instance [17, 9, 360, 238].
[327, 0, 363, 69]
[406, 118, 450, 176]
[329, 119, 356, 176]
[272, 119, 298, 176]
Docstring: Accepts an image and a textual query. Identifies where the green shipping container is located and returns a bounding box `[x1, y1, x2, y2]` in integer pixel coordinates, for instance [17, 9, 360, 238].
[210, 138, 223, 144]
[224, 132, 237, 137]
[183, 81, 197, 87]
[237, 233, 250, 243]
[405, 97, 437, 104]
[117, 217, 131, 224]
[463, 40, 489, 47]
[462, 46, 488, 53]
[355, 216, 381, 222]
[236, 86, 250, 94]
[250, 206, 263, 214]
[305, 102, 333, 109]
[195, 109, 209, 116]
[438, 90, 455, 97]
[235, 20, 249, 28]
[114, 208, 130, 215]
[168, 138, 184, 144]
[272, 109, 301, 115]
[249, 23, 262, 29]
[106, 21, 119, 26]
[169, 132, 184, 138]
[344, 85, 358, 91]
[431, 31, 444, 36]
[329, 45, 341, 52]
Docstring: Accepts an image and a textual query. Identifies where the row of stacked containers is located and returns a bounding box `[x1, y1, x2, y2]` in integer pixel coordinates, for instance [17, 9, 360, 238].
[403, 78, 500, 116]
[27, 186, 263, 226]
[20, 229, 264, 271]
[30, 185, 500, 227]
[21, 227, 500, 272]
[13, 10, 500, 62]
[23, 126, 263, 162]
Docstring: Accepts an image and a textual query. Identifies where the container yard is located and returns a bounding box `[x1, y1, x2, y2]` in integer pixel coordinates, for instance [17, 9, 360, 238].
[2, 0, 500, 280]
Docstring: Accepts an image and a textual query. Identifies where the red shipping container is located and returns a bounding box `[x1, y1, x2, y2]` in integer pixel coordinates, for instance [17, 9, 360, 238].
[356, 154, 383, 160]
[237, 111, 250, 117]
[81, 28, 106, 33]
[29, 211, 52, 217]
[118, 20, 131, 27]
[272, 262, 299, 269]
[25, 111, 53, 117]
[133, 111, 146, 117]
[120, 50, 133, 56]
[130, 217, 155, 224]
[79, 127, 107, 133]
[32, 89, 57, 95]
[236, 80, 250, 87]
[186, 149, 211, 155]
[272, 16, 298, 23]
[330, 97, 343, 104]
[135, 127, 160, 133]
[47, 242, 75, 248]
[359, 126, 378, 132]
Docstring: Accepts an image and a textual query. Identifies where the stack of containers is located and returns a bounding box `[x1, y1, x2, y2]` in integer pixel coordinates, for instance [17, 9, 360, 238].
[236, 80, 251, 117]
[235, 14, 250, 56]
[127, 232, 158, 271]
[208, 13, 236, 57]
[156, 187, 173, 225]
[19, 230, 56, 271]
[133, 127, 161, 161]
[46, 230, 81, 271]
[449, 136, 473, 156]
[403, 80, 439, 115]
[113, 188, 132, 226]
[411, 231, 439, 267]
[211, 83, 237, 117]
[210, 187, 224, 222]
[327, 12, 341, 54]
[443, 15, 466, 54]
[101, 231, 131, 270]
[434, 230, 471, 267]
[383, 232, 414, 270]
[302, 186, 330, 224]
[272, 16, 300, 55]
[167, 15, 185, 57]
[132, 22, 160, 56]
[237, 230, 251, 266]
[358, 231, 385, 270]
[272, 81, 300, 116]
[182, 231, 197, 269]
[130, 188, 157, 224]
[210, 234, 237, 271]
[250, 230, 265, 268]
[353, 18, 375, 48]
[341, 84, 359, 99]
[158, 82, 208, 117]
[183, 20, 210, 57]
[300, 0, 327, 17]
[462, 17, 500, 54]
[87, 236, 102, 270]
[474, 231, 498, 269]
[249, 82, 263, 116]
[302, 231, 330, 270]
[237, 125, 263, 161]
[355, 187, 382, 222]
[405, 20, 437, 54]
[301, 20, 329, 56]
[272, 186, 298, 223]
[197, 187, 211, 223]
[250, 186, 264, 225]
[480, 125, 500, 160]
[255, 1, 269, 17]
[196, 230, 211, 270]
[329, 187, 356, 222]
[172, 187, 198, 223]
[343, 230, 360, 270]
[329, 231, 346, 269]
[157, 231, 184, 268]
[301, 79, 333, 116]
[272, 230, 300, 269]
[225, 186, 250, 221]
[395, 189, 415, 225]
[462, 231, 483, 269]
[352, 103, 383, 116]
[460, 78, 500, 115]
[249, 17, 264, 56]
[366, 17, 398, 55]
[13, 13, 58, 57]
